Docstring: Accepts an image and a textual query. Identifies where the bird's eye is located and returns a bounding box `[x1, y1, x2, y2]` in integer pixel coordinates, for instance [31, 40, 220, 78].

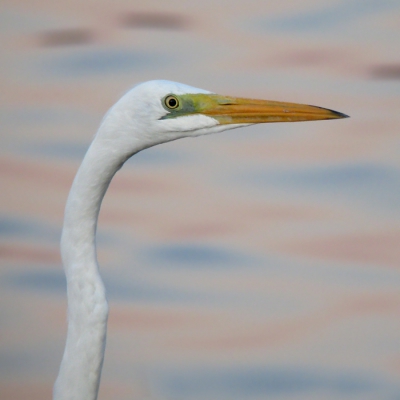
[165, 95, 179, 109]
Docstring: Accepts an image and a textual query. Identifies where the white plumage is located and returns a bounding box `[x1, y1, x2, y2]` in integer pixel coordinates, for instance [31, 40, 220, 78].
[53, 80, 347, 400]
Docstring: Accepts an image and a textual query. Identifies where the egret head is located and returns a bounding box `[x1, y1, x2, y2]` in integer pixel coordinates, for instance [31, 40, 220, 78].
[99, 80, 348, 152]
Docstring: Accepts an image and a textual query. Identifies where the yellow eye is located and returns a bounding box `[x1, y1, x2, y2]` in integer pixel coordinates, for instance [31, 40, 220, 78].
[165, 95, 179, 109]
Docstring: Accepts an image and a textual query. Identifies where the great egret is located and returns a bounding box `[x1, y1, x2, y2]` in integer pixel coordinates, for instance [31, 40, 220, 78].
[53, 80, 348, 400]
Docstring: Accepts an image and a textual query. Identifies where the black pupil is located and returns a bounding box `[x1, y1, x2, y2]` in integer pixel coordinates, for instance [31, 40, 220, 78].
[168, 98, 177, 107]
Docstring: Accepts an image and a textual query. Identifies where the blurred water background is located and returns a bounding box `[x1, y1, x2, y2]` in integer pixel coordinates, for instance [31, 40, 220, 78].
[1, 0, 400, 399]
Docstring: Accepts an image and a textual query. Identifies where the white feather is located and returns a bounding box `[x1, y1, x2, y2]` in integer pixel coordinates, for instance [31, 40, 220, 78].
[53, 80, 247, 400]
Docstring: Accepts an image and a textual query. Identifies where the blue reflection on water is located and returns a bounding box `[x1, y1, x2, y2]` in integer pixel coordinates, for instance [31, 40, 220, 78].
[268, 164, 396, 189]
[157, 366, 394, 399]
[245, 163, 400, 210]
[255, 0, 400, 32]
[0, 216, 60, 243]
[28, 142, 88, 160]
[9, 271, 66, 292]
[148, 244, 250, 268]
[1, 107, 95, 126]
[44, 49, 169, 76]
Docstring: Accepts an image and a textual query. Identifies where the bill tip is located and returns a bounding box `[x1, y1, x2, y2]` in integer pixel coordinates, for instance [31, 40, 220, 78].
[335, 111, 350, 119]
